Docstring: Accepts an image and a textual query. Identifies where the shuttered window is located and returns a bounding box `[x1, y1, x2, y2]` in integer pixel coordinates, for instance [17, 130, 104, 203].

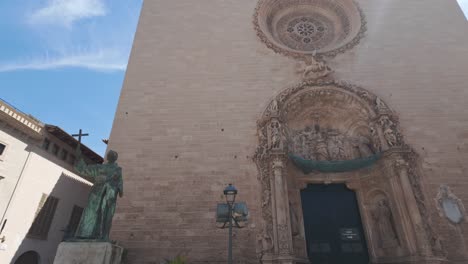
[0, 143, 5, 156]
[27, 194, 59, 240]
[66, 205, 84, 238]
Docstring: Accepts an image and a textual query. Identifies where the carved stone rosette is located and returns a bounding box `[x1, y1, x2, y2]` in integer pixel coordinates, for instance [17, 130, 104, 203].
[253, 0, 367, 60]
[254, 80, 447, 264]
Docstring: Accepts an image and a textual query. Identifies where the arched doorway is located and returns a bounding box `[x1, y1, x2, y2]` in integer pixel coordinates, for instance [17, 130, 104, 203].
[14, 251, 40, 264]
[254, 81, 445, 264]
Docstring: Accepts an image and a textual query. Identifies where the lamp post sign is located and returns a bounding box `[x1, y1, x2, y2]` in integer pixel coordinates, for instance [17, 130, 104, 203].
[216, 184, 249, 264]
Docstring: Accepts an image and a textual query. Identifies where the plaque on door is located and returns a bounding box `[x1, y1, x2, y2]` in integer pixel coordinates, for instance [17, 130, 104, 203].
[340, 228, 360, 241]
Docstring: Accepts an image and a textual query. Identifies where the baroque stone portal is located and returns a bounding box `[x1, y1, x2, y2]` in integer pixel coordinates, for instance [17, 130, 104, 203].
[254, 80, 446, 264]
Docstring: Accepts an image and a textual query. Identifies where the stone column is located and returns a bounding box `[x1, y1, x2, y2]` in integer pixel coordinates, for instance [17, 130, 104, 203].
[393, 157, 432, 256]
[271, 156, 295, 264]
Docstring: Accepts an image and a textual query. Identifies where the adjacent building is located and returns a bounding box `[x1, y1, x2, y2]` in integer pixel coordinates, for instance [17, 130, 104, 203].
[0, 99, 102, 264]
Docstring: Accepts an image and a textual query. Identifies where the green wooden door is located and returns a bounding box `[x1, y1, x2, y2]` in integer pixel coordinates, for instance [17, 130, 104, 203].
[301, 184, 369, 264]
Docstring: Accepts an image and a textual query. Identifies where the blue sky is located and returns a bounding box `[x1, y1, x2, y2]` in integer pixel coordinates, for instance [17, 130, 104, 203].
[459, 0, 468, 19]
[0, 0, 143, 156]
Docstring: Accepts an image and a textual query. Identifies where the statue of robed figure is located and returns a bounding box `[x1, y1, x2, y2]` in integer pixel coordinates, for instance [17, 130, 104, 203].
[72, 145, 123, 241]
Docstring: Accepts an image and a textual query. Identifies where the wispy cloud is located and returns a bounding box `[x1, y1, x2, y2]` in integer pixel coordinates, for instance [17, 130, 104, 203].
[0, 50, 126, 72]
[0, 1, 141, 73]
[29, 0, 107, 27]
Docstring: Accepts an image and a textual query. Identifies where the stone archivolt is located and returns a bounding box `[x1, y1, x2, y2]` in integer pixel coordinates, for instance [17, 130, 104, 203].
[254, 0, 367, 59]
[254, 80, 447, 264]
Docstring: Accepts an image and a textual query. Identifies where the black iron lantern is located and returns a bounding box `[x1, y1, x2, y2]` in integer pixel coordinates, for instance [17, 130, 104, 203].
[223, 184, 238, 205]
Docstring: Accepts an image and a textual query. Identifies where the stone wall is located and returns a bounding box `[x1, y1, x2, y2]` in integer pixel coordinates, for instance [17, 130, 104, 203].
[108, 0, 468, 263]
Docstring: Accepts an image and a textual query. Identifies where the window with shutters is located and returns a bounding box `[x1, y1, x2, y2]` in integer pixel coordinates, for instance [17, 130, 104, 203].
[52, 144, 60, 156]
[27, 194, 59, 240]
[64, 205, 83, 240]
[42, 138, 50, 151]
[0, 143, 6, 160]
[60, 149, 68, 161]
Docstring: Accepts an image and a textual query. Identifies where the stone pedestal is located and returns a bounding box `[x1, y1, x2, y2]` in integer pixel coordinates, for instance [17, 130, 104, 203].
[53, 242, 123, 264]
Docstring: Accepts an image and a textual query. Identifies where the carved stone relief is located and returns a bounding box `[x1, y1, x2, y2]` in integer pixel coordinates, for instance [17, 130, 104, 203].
[379, 115, 403, 149]
[371, 197, 400, 249]
[288, 125, 377, 161]
[296, 58, 333, 81]
[255, 124, 275, 257]
[268, 119, 284, 150]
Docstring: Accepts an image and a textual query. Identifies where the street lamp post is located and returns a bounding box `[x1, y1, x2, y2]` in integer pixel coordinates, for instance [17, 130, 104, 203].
[224, 184, 237, 264]
[216, 184, 248, 264]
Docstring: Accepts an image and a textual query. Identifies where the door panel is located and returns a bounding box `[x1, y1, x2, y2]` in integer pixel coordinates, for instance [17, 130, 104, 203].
[301, 184, 369, 264]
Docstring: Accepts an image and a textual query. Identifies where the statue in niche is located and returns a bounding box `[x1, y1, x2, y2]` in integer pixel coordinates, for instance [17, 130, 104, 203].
[262, 189, 271, 209]
[270, 121, 282, 150]
[383, 128, 398, 147]
[73, 147, 123, 241]
[269, 99, 279, 115]
[313, 125, 329, 160]
[303, 126, 317, 159]
[378, 116, 400, 147]
[370, 126, 382, 152]
[372, 199, 399, 248]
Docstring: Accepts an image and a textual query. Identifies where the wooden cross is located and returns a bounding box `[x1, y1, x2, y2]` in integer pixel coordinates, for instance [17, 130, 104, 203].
[72, 129, 89, 144]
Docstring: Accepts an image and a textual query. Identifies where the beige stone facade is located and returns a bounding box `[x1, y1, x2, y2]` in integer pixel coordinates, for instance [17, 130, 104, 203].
[0, 99, 102, 264]
[108, 0, 468, 263]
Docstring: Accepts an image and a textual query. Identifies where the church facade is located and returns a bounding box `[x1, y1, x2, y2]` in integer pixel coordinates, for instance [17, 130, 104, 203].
[108, 1, 468, 263]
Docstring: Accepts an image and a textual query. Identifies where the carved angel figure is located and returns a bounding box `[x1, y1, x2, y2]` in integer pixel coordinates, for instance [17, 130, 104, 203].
[297, 58, 332, 80]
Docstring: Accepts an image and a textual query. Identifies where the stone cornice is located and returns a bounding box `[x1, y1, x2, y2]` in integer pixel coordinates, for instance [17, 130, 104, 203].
[0, 99, 43, 140]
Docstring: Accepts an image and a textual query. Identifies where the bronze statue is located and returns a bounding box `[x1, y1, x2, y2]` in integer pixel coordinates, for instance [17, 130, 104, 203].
[72, 146, 123, 241]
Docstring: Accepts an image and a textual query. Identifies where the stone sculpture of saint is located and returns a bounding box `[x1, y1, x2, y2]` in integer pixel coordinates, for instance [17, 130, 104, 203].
[372, 200, 398, 248]
[73, 146, 123, 241]
[270, 121, 282, 149]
